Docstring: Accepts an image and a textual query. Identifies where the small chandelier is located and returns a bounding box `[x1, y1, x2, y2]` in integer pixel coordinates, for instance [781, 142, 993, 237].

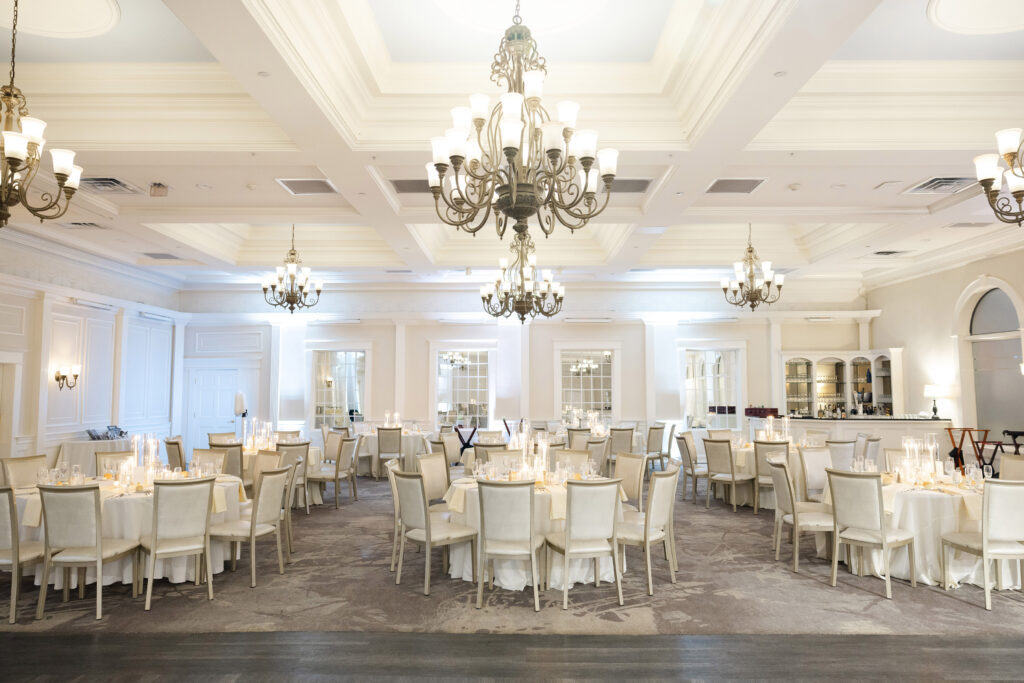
[426, 1, 617, 239]
[480, 230, 563, 323]
[0, 0, 82, 228]
[261, 225, 323, 313]
[570, 358, 598, 376]
[973, 127, 1024, 226]
[720, 224, 784, 312]
[440, 351, 469, 371]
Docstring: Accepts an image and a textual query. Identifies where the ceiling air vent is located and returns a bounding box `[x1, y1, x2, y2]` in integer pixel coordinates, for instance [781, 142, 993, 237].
[59, 221, 109, 230]
[946, 221, 992, 228]
[385, 269, 413, 274]
[389, 178, 651, 194]
[275, 178, 338, 196]
[903, 177, 976, 195]
[705, 178, 765, 194]
[873, 250, 907, 257]
[80, 177, 142, 194]
[142, 252, 181, 261]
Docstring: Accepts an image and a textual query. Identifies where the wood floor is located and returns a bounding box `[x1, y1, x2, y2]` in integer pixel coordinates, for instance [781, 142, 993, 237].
[2, 632, 1022, 680]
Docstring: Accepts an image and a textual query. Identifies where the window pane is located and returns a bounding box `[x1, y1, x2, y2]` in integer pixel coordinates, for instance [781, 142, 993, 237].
[437, 350, 489, 428]
[314, 350, 366, 429]
[560, 350, 613, 422]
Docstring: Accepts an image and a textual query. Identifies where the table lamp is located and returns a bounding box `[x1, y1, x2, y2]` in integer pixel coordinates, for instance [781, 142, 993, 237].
[922, 384, 950, 419]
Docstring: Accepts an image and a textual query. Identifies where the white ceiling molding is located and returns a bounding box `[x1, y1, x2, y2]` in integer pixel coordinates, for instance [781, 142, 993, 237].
[0, 0, 120, 39]
[927, 0, 1024, 35]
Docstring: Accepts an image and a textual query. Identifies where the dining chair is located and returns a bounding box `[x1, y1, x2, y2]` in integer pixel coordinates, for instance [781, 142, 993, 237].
[207, 432, 236, 443]
[608, 428, 633, 472]
[768, 459, 832, 573]
[303, 431, 342, 508]
[331, 427, 351, 439]
[826, 440, 857, 471]
[853, 433, 870, 460]
[476, 480, 544, 611]
[752, 440, 788, 514]
[438, 424, 454, 434]
[275, 451, 303, 560]
[546, 478, 624, 610]
[1, 486, 43, 623]
[427, 438, 444, 455]
[567, 428, 590, 450]
[247, 450, 282, 498]
[95, 451, 135, 478]
[804, 429, 830, 446]
[827, 469, 916, 600]
[554, 449, 590, 471]
[310, 435, 358, 507]
[941, 479, 1024, 610]
[393, 471, 477, 596]
[2, 455, 46, 489]
[441, 432, 463, 467]
[191, 449, 227, 474]
[864, 438, 882, 470]
[645, 424, 666, 473]
[209, 441, 243, 479]
[139, 477, 217, 610]
[613, 452, 646, 513]
[999, 453, 1024, 480]
[707, 429, 733, 440]
[210, 467, 290, 588]
[35, 484, 140, 620]
[476, 430, 504, 445]
[276, 442, 310, 514]
[585, 438, 610, 475]
[676, 433, 707, 503]
[883, 448, 903, 473]
[616, 466, 679, 595]
[274, 430, 301, 441]
[417, 452, 451, 513]
[319, 424, 329, 449]
[164, 437, 185, 471]
[798, 446, 832, 502]
[473, 443, 508, 466]
[703, 439, 754, 512]
[376, 427, 403, 480]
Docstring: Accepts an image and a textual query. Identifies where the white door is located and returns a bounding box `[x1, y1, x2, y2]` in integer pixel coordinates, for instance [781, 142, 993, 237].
[186, 368, 239, 454]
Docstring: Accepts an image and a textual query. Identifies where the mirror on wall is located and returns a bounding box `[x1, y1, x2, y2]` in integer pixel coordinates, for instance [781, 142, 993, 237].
[313, 350, 366, 429]
[436, 349, 490, 428]
[560, 349, 613, 423]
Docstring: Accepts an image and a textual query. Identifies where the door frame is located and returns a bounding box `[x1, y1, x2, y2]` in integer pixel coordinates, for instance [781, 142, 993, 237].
[0, 350, 23, 459]
[183, 359, 257, 453]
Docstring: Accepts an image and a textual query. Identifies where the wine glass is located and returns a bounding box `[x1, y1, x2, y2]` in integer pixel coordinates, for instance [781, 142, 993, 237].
[943, 459, 954, 477]
[70, 464, 82, 485]
[58, 461, 69, 483]
[983, 464, 993, 481]
[36, 466, 48, 486]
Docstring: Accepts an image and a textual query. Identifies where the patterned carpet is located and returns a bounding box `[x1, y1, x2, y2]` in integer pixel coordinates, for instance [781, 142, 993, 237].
[4, 474, 1024, 634]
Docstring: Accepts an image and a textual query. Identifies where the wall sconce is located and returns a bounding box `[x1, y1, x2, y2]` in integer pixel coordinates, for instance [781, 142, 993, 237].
[324, 376, 333, 388]
[54, 365, 80, 391]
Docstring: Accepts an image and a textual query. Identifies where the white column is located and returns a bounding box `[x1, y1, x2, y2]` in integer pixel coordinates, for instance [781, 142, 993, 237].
[768, 320, 783, 412]
[169, 321, 187, 436]
[643, 321, 656, 425]
[857, 317, 871, 351]
[890, 347, 906, 416]
[520, 323, 530, 419]
[268, 324, 281, 426]
[110, 307, 129, 424]
[34, 292, 52, 451]
[394, 321, 406, 416]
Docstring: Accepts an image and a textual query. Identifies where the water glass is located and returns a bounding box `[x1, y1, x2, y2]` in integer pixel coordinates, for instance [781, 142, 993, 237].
[58, 461, 69, 481]
[983, 464, 993, 480]
[943, 459, 954, 477]
[36, 466, 48, 486]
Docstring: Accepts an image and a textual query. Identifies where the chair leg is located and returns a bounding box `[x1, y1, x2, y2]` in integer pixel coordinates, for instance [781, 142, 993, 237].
[613, 548, 624, 606]
[773, 518, 782, 560]
[145, 551, 157, 611]
[883, 548, 893, 600]
[983, 556, 992, 610]
[352, 475, 358, 501]
[130, 551, 138, 599]
[908, 540, 917, 588]
[304, 481, 310, 515]
[95, 559, 103, 620]
[530, 549, 540, 612]
[594, 557, 600, 587]
[681, 470, 689, 500]
[231, 542, 238, 572]
[35, 556, 51, 620]
[390, 518, 400, 572]
[78, 567, 86, 599]
[205, 540, 214, 600]
[62, 568, 70, 602]
[424, 543, 432, 596]
[793, 528, 800, 573]
[286, 508, 294, 557]
[731, 483, 737, 513]
[546, 545, 553, 592]
[706, 480, 711, 508]
[276, 527, 285, 575]
[9, 564, 19, 624]
[644, 541, 654, 596]
[194, 554, 201, 586]
[396, 530, 406, 585]
[250, 540, 257, 588]
[470, 539, 477, 585]
[693, 474, 699, 504]
[830, 536, 840, 587]
[754, 483, 759, 515]
[562, 550, 570, 610]
[476, 546, 485, 609]
[940, 541, 948, 591]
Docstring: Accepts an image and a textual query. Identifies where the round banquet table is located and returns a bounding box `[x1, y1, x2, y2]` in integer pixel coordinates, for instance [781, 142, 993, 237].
[14, 475, 246, 589]
[815, 481, 1020, 590]
[357, 432, 429, 475]
[57, 438, 132, 477]
[442, 477, 618, 591]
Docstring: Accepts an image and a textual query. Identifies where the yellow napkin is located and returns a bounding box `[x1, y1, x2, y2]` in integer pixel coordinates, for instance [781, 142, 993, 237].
[937, 484, 982, 521]
[216, 475, 247, 503]
[443, 480, 475, 514]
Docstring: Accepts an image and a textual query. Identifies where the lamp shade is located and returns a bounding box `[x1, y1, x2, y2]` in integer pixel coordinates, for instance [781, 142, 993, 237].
[234, 392, 247, 416]
[923, 384, 951, 399]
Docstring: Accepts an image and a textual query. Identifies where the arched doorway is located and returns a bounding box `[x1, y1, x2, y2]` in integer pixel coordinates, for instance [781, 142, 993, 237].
[970, 289, 1024, 437]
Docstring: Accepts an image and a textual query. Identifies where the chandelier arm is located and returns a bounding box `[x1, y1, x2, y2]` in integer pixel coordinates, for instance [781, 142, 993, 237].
[552, 189, 610, 226]
[22, 190, 71, 222]
[434, 194, 487, 231]
[18, 174, 65, 215]
[447, 168, 490, 212]
[535, 203, 556, 237]
[988, 192, 1024, 226]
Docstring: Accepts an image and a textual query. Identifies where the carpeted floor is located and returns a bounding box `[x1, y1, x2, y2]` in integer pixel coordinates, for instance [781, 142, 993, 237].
[3, 475, 1024, 635]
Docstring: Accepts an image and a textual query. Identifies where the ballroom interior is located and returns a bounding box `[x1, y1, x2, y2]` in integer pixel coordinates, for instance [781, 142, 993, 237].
[1, 0, 1024, 679]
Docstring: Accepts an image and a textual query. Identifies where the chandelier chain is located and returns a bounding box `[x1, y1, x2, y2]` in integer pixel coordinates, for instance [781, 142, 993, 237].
[513, 0, 521, 25]
[8, 0, 15, 89]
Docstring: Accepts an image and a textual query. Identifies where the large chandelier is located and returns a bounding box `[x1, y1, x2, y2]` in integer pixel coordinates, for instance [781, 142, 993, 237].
[973, 127, 1024, 226]
[261, 225, 323, 313]
[720, 224, 784, 312]
[480, 230, 563, 323]
[0, 0, 82, 228]
[426, 1, 618, 239]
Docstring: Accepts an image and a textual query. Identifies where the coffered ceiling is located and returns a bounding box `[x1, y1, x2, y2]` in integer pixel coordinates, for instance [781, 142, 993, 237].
[0, 0, 1021, 310]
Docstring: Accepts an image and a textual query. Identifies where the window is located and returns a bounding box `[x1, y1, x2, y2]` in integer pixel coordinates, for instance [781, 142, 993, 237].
[560, 350, 613, 421]
[313, 351, 366, 429]
[971, 288, 1019, 335]
[436, 350, 489, 428]
[683, 349, 740, 429]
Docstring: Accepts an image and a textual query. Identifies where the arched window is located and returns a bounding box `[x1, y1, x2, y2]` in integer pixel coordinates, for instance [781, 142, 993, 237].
[970, 288, 1019, 335]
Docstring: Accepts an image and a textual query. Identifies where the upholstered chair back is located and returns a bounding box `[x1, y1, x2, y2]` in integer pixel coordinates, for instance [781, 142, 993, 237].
[646, 466, 679, 531]
[378, 427, 402, 455]
[394, 472, 427, 531]
[566, 479, 620, 542]
[555, 449, 590, 470]
[647, 425, 665, 454]
[799, 446, 832, 494]
[985, 480, 1024, 543]
[827, 440, 857, 471]
[586, 438, 609, 472]
[864, 438, 882, 469]
[609, 428, 633, 454]
[253, 468, 290, 526]
[703, 439, 734, 478]
[676, 435, 696, 471]
[828, 470, 884, 534]
[707, 429, 732, 440]
[339, 437, 358, 472]
[2, 455, 45, 488]
[191, 449, 227, 474]
[754, 441, 788, 479]
[441, 433, 462, 466]
[0, 487, 15, 553]
[613, 452, 646, 507]
[153, 477, 215, 540]
[479, 480, 533, 544]
[39, 484, 100, 550]
[164, 437, 185, 471]
[251, 450, 281, 486]
[567, 428, 589, 450]
[418, 453, 449, 501]
[769, 460, 796, 516]
[276, 442, 310, 470]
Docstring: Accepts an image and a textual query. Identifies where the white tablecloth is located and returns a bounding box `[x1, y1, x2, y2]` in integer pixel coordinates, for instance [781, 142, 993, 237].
[814, 482, 1015, 589]
[15, 475, 246, 588]
[243, 445, 323, 507]
[357, 433, 429, 475]
[57, 439, 132, 477]
[443, 478, 617, 591]
[711, 445, 798, 510]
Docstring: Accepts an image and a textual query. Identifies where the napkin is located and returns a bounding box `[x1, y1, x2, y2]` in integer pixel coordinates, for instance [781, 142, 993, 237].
[443, 481, 474, 514]
[937, 484, 982, 521]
